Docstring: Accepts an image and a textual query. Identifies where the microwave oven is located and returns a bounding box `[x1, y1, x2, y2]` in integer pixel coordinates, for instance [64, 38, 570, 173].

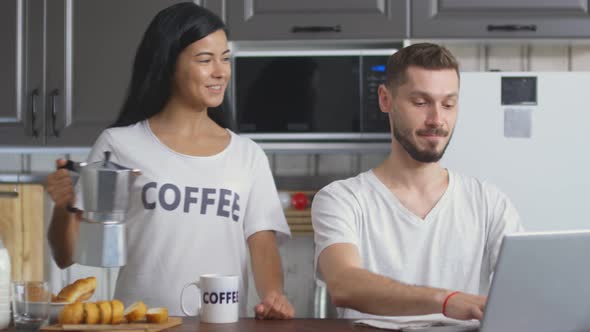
[232, 50, 396, 141]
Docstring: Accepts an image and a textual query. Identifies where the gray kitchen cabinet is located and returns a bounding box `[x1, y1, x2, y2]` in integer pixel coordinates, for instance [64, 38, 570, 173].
[45, 0, 188, 147]
[200, 0, 227, 22]
[1, 0, 223, 147]
[227, 0, 407, 40]
[412, 0, 590, 38]
[0, 0, 44, 145]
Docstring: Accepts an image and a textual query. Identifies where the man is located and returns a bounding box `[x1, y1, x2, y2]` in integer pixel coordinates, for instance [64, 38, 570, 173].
[311, 43, 523, 321]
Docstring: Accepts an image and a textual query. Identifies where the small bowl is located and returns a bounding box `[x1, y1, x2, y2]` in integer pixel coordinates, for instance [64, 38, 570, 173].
[50, 302, 70, 323]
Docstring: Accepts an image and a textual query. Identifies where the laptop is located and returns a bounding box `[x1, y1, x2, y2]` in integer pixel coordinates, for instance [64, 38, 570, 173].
[422, 230, 590, 332]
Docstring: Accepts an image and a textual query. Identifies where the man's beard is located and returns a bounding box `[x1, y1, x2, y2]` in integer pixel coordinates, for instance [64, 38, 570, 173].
[393, 121, 453, 163]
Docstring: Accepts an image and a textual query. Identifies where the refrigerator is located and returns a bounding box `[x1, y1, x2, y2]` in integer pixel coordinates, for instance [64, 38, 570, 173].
[441, 72, 590, 232]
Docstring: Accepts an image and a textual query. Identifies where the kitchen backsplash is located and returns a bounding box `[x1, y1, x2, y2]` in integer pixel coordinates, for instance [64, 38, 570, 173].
[0, 151, 388, 177]
[439, 42, 590, 72]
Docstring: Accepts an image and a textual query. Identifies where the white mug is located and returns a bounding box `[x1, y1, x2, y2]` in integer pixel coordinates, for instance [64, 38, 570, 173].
[180, 274, 239, 323]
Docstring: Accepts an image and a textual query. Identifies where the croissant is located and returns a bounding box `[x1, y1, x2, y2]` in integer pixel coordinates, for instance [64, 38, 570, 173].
[55, 277, 97, 303]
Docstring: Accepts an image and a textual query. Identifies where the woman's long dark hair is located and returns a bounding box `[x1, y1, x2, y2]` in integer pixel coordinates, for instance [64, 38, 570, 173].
[111, 2, 233, 129]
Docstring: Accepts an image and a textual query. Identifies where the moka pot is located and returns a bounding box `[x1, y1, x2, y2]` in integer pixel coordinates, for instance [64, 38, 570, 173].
[60, 151, 140, 267]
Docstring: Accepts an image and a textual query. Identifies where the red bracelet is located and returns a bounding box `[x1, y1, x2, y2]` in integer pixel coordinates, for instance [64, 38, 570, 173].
[442, 291, 461, 317]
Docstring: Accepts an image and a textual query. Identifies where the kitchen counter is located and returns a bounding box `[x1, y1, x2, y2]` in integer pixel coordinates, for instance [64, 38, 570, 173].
[162, 318, 378, 331]
[0, 173, 49, 184]
[6, 318, 382, 332]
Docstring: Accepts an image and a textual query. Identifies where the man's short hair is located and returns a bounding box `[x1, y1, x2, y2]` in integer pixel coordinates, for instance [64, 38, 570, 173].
[385, 43, 460, 92]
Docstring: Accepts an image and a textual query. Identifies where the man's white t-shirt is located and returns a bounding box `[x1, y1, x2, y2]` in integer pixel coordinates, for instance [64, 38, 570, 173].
[76, 121, 291, 316]
[312, 169, 523, 320]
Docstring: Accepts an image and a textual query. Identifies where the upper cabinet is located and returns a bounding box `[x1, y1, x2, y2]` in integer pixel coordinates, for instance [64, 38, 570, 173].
[0, 0, 44, 146]
[44, 0, 190, 147]
[412, 0, 590, 38]
[200, 0, 227, 22]
[0, 0, 222, 147]
[227, 0, 408, 40]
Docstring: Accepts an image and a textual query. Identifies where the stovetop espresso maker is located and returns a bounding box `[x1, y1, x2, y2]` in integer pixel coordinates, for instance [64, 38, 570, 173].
[61, 151, 140, 267]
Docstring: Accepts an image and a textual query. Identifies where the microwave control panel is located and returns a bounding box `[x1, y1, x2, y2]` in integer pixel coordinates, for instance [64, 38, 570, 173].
[362, 55, 390, 132]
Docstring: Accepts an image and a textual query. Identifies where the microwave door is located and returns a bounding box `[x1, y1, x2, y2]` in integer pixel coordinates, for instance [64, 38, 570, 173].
[236, 56, 361, 139]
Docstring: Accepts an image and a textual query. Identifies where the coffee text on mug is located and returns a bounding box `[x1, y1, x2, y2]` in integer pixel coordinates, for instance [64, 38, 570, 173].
[203, 291, 239, 304]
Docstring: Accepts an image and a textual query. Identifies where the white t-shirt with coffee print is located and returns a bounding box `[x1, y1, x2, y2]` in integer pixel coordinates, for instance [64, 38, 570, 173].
[312, 170, 523, 320]
[76, 121, 291, 316]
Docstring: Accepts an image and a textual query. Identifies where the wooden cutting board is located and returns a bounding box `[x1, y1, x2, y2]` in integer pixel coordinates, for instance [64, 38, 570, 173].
[41, 317, 182, 331]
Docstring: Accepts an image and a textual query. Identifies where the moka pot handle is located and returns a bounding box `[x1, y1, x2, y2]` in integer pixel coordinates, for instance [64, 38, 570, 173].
[58, 160, 84, 213]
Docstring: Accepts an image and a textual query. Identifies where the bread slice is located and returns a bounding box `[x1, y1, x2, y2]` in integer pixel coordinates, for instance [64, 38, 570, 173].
[56, 277, 97, 303]
[83, 302, 100, 324]
[58, 302, 84, 324]
[123, 301, 147, 322]
[96, 300, 112, 324]
[146, 307, 168, 324]
[110, 300, 125, 324]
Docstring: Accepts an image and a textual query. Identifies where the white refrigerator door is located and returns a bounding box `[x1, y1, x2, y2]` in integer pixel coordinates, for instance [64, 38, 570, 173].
[442, 72, 590, 231]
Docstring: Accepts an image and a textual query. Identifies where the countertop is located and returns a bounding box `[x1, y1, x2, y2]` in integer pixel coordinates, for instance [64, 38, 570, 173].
[166, 318, 380, 331]
[9, 318, 382, 332]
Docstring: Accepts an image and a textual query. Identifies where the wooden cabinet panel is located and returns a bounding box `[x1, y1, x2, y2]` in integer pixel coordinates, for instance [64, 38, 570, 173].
[20, 185, 44, 281]
[0, 184, 22, 280]
[0, 184, 44, 281]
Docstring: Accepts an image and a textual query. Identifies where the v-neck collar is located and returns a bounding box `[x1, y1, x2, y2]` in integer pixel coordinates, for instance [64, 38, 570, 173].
[366, 168, 455, 224]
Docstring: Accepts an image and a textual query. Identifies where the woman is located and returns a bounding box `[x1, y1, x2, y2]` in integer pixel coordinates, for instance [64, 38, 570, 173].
[46, 2, 294, 319]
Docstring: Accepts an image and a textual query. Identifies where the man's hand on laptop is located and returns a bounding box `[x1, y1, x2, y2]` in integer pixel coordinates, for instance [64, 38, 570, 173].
[441, 291, 486, 321]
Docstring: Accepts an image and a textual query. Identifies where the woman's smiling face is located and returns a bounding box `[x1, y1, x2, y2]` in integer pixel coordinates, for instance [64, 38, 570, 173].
[171, 29, 231, 110]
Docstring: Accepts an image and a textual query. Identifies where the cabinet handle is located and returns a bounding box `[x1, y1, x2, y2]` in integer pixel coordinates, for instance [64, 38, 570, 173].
[487, 24, 537, 32]
[50, 89, 60, 137]
[291, 25, 341, 33]
[30, 89, 39, 138]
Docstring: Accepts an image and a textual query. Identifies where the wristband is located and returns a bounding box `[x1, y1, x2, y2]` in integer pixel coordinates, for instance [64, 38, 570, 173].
[442, 291, 460, 317]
